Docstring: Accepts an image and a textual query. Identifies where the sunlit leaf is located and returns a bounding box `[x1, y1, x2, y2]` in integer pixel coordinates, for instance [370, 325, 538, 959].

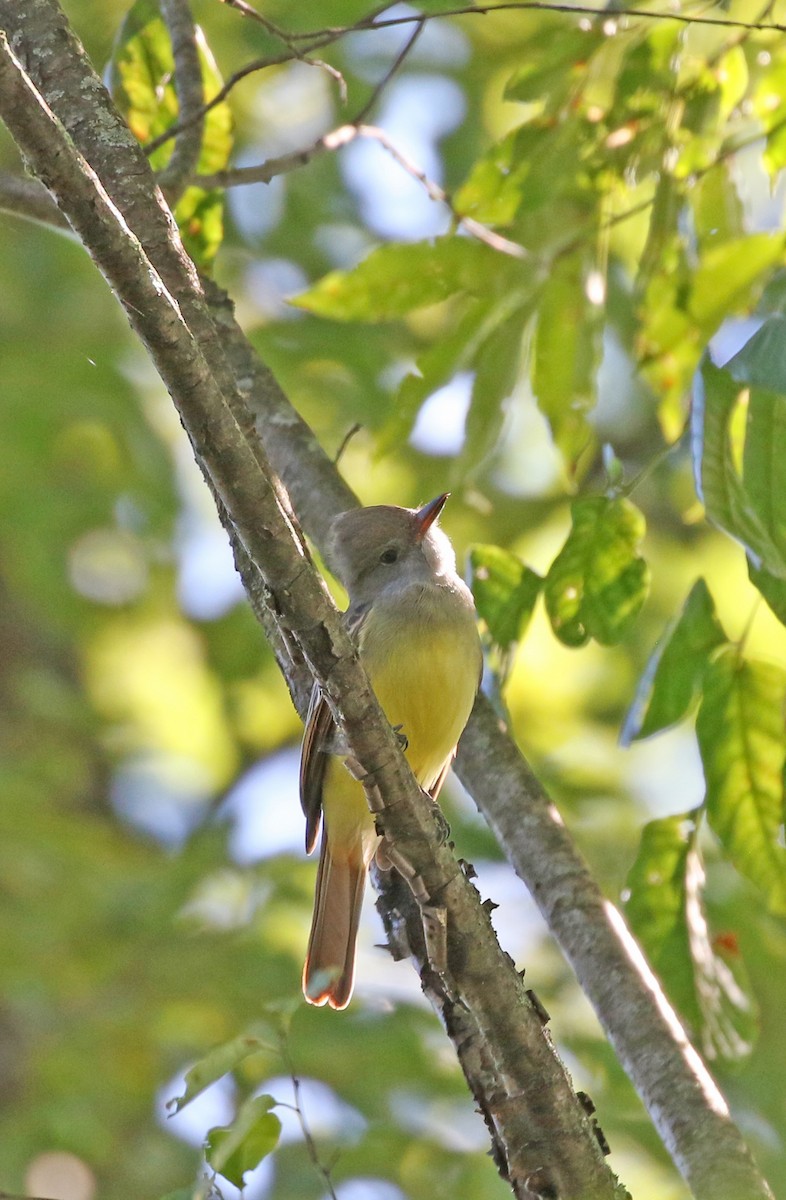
[378, 286, 534, 455]
[291, 238, 508, 322]
[206, 1094, 282, 1186]
[532, 257, 601, 467]
[469, 544, 541, 651]
[696, 650, 786, 915]
[108, 0, 232, 267]
[726, 315, 786, 392]
[748, 559, 786, 628]
[625, 813, 758, 1063]
[170, 1021, 279, 1113]
[455, 126, 536, 227]
[689, 235, 785, 330]
[691, 167, 744, 252]
[454, 306, 529, 482]
[455, 119, 589, 238]
[741, 390, 786, 551]
[691, 360, 786, 579]
[621, 578, 727, 744]
[504, 23, 603, 109]
[544, 496, 649, 647]
[376, 304, 490, 454]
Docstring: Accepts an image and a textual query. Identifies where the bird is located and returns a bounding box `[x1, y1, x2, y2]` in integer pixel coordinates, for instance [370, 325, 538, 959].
[300, 493, 482, 1009]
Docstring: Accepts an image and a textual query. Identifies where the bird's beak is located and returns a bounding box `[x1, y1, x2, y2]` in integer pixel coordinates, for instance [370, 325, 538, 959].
[414, 493, 450, 541]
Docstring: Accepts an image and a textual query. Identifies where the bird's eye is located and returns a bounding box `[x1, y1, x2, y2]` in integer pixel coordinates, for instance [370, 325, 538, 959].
[379, 547, 399, 565]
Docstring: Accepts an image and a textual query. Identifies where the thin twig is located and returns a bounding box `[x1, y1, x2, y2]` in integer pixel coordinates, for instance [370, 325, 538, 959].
[195, 121, 527, 258]
[278, 1038, 340, 1200]
[145, 49, 296, 154]
[356, 123, 528, 257]
[217, 0, 347, 98]
[334, 422, 362, 464]
[286, 0, 786, 40]
[151, 7, 419, 161]
[149, 0, 786, 155]
[220, 0, 393, 39]
[352, 14, 425, 125]
[194, 120, 358, 186]
[218, 0, 297, 41]
[143, 35, 344, 156]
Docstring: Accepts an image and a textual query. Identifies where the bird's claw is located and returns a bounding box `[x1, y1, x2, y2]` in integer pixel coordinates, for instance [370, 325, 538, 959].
[391, 722, 409, 751]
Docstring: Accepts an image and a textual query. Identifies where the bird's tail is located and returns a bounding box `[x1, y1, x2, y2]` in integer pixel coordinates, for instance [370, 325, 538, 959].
[303, 833, 366, 1010]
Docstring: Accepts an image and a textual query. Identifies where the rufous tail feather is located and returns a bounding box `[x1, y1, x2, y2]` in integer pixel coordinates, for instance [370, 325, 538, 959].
[303, 834, 366, 1010]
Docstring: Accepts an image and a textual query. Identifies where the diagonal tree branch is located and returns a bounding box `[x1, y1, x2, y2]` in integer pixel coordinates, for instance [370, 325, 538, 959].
[207, 289, 777, 1200]
[0, 6, 623, 1198]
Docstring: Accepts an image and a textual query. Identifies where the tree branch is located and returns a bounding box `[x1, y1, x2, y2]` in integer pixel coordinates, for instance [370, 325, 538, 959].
[0, 5, 622, 1197]
[156, 0, 205, 202]
[0, 167, 70, 228]
[206, 290, 777, 1200]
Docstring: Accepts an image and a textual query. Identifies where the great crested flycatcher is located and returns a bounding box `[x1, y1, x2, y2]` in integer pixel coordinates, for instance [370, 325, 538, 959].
[300, 494, 482, 1009]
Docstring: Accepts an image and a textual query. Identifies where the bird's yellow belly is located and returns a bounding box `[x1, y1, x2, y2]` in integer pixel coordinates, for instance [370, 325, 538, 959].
[323, 585, 480, 863]
[363, 605, 479, 791]
[369, 628, 472, 787]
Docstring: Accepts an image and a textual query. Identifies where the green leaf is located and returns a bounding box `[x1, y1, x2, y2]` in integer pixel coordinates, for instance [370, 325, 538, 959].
[544, 496, 650, 647]
[691, 166, 744, 253]
[727, 313, 786, 396]
[741, 389, 786, 552]
[108, 0, 233, 268]
[724, 324, 786, 575]
[625, 813, 758, 1063]
[689, 234, 785, 330]
[748, 558, 786, 628]
[206, 1094, 282, 1187]
[170, 1021, 279, 1113]
[504, 24, 604, 108]
[696, 650, 786, 914]
[692, 360, 786, 579]
[291, 238, 505, 322]
[621, 579, 727, 744]
[532, 258, 601, 467]
[376, 305, 488, 454]
[453, 306, 528, 483]
[469, 544, 542, 650]
[454, 120, 589, 235]
[378, 287, 534, 455]
[455, 126, 535, 227]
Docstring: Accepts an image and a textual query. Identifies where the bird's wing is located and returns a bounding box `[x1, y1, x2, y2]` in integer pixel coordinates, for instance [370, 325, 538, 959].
[299, 604, 370, 854]
[299, 684, 334, 854]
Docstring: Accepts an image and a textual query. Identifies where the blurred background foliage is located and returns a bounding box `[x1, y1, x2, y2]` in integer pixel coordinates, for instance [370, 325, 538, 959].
[2, 0, 786, 1197]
